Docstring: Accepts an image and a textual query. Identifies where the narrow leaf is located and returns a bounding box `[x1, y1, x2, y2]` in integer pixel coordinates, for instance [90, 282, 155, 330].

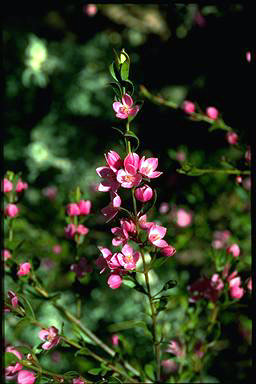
[124, 131, 140, 151]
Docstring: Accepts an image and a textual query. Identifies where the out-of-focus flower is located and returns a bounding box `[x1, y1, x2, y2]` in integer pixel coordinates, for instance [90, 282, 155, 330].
[2, 249, 12, 260]
[242, 177, 251, 190]
[113, 93, 140, 119]
[246, 51, 251, 62]
[161, 359, 178, 374]
[64, 223, 76, 239]
[42, 186, 58, 200]
[78, 200, 91, 215]
[159, 202, 169, 214]
[135, 185, 153, 202]
[176, 151, 186, 162]
[17, 262, 31, 276]
[236, 176, 242, 184]
[7, 290, 19, 309]
[211, 274, 224, 291]
[226, 132, 238, 145]
[52, 244, 62, 254]
[5, 346, 23, 380]
[176, 208, 192, 227]
[206, 106, 219, 120]
[148, 224, 168, 248]
[245, 146, 251, 163]
[5, 203, 20, 218]
[3, 178, 13, 192]
[182, 100, 195, 114]
[76, 224, 89, 235]
[139, 156, 163, 179]
[16, 180, 28, 193]
[194, 341, 204, 358]
[229, 276, 244, 299]
[38, 326, 60, 350]
[226, 243, 240, 258]
[67, 203, 80, 216]
[84, 4, 97, 17]
[70, 257, 92, 278]
[107, 273, 122, 289]
[17, 370, 36, 384]
[212, 230, 231, 249]
[51, 351, 61, 363]
[166, 340, 184, 357]
[111, 334, 119, 346]
[188, 276, 220, 303]
[247, 277, 252, 291]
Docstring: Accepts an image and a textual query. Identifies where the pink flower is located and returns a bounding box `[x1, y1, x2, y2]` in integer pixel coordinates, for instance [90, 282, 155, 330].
[226, 132, 238, 145]
[5, 346, 23, 380]
[120, 219, 136, 236]
[188, 276, 220, 303]
[96, 166, 120, 192]
[226, 243, 240, 258]
[105, 150, 123, 173]
[67, 203, 80, 216]
[2, 249, 12, 260]
[16, 180, 28, 193]
[161, 359, 178, 374]
[211, 274, 224, 291]
[138, 214, 154, 230]
[113, 93, 140, 119]
[5, 203, 19, 218]
[52, 245, 62, 254]
[96, 246, 113, 274]
[228, 275, 244, 300]
[17, 370, 36, 384]
[78, 200, 91, 215]
[139, 156, 163, 179]
[116, 244, 140, 270]
[39, 326, 60, 350]
[3, 178, 13, 192]
[111, 334, 119, 346]
[64, 223, 76, 239]
[148, 224, 168, 248]
[135, 185, 153, 202]
[176, 151, 186, 162]
[206, 106, 219, 120]
[246, 51, 251, 63]
[17, 262, 31, 276]
[160, 245, 176, 257]
[107, 274, 122, 289]
[117, 153, 142, 188]
[7, 290, 19, 308]
[73, 378, 86, 384]
[242, 177, 251, 190]
[182, 100, 195, 114]
[101, 192, 121, 222]
[84, 4, 97, 17]
[236, 176, 242, 184]
[212, 230, 231, 249]
[176, 208, 192, 227]
[76, 224, 89, 235]
[111, 226, 128, 247]
[166, 340, 184, 357]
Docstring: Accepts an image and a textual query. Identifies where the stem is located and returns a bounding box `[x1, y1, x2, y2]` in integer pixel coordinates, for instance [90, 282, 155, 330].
[126, 121, 132, 154]
[140, 249, 161, 381]
[20, 360, 78, 383]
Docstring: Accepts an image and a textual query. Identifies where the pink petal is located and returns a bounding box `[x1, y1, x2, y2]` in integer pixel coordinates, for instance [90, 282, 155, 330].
[121, 244, 133, 257]
[153, 239, 169, 248]
[116, 112, 128, 119]
[122, 93, 133, 107]
[113, 101, 122, 113]
[129, 105, 140, 116]
[39, 329, 49, 341]
[149, 171, 163, 178]
[124, 153, 140, 175]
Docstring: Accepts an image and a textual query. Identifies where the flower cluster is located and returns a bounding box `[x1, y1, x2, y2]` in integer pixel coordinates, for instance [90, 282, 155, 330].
[182, 100, 219, 121]
[3, 176, 28, 218]
[64, 198, 91, 240]
[5, 346, 36, 384]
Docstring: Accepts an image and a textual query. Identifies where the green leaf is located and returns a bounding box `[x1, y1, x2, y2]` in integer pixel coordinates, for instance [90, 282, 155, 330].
[75, 186, 81, 202]
[15, 317, 33, 333]
[63, 371, 81, 379]
[109, 62, 119, 82]
[120, 50, 130, 81]
[108, 377, 123, 384]
[18, 293, 36, 320]
[155, 296, 168, 313]
[5, 352, 20, 366]
[162, 280, 177, 291]
[122, 79, 134, 96]
[149, 256, 167, 269]
[110, 82, 122, 99]
[88, 367, 103, 375]
[122, 279, 136, 288]
[74, 347, 91, 357]
[124, 131, 140, 151]
[144, 363, 155, 381]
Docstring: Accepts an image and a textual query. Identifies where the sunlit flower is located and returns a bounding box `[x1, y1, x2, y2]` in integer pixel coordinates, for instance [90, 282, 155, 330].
[113, 93, 140, 119]
[39, 326, 60, 350]
[148, 224, 168, 248]
[116, 244, 140, 270]
[117, 153, 142, 188]
[139, 156, 162, 179]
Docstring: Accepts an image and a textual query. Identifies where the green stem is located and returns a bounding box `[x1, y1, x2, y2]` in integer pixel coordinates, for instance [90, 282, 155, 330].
[20, 360, 77, 383]
[126, 121, 132, 154]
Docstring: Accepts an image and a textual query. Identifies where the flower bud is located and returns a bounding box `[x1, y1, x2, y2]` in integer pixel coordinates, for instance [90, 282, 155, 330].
[107, 274, 122, 289]
[64, 223, 76, 239]
[17, 370, 36, 384]
[78, 200, 91, 215]
[17, 262, 31, 276]
[66, 203, 80, 216]
[182, 100, 195, 114]
[3, 178, 13, 192]
[226, 132, 238, 145]
[226, 244, 240, 258]
[206, 106, 219, 120]
[16, 180, 28, 193]
[5, 203, 19, 217]
[135, 185, 153, 202]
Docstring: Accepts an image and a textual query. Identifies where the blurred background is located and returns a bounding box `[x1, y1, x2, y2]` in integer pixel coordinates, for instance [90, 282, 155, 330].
[4, 3, 251, 383]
